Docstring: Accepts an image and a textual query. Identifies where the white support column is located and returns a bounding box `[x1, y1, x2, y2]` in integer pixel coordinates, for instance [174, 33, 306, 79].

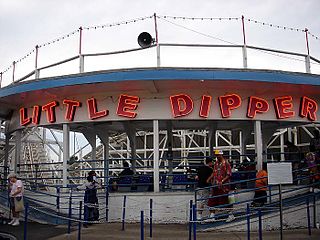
[254, 121, 263, 170]
[4, 133, 11, 178]
[63, 124, 70, 188]
[153, 120, 160, 192]
[242, 45, 248, 68]
[14, 130, 22, 174]
[98, 131, 109, 185]
[280, 132, 285, 161]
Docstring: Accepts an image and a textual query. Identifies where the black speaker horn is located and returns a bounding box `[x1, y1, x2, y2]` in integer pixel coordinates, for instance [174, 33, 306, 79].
[137, 32, 154, 48]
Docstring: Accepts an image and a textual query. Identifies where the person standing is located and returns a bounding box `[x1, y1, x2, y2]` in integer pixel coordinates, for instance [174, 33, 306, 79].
[207, 150, 235, 222]
[8, 173, 24, 226]
[251, 162, 268, 207]
[195, 157, 213, 219]
[77, 171, 100, 227]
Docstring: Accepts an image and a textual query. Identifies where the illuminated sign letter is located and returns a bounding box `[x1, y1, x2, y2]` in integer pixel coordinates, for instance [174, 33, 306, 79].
[247, 96, 269, 118]
[199, 95, 212, 118]
[32, 105, 41, 125]
[300, 96, 318, 121]
[63, 99, 81, 121]
[87, 98, 108, 120]
[219, 94, 241, 118]
[274, 96, 295, 119]
[42, 101, 58, 123]
[117, 94, 140, 118]
[170, 94, 194, 118]
[20, 108, 31, 126]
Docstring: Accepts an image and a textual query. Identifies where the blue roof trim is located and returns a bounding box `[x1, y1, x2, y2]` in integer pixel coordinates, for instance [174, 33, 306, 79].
[0, 68, 319, 98]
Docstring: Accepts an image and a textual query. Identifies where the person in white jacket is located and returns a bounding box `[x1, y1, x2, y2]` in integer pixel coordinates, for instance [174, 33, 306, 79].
[8, 173, 24, 226]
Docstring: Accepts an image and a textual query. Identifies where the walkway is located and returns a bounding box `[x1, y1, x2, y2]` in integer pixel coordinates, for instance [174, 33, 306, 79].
[1, 222, 319, 240]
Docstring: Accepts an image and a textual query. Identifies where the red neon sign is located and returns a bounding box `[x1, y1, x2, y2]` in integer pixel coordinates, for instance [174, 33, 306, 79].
[42, 101, 58, 123]
[63, 99, 81, 121]
[116, 94, 140, 118]
[219, 94, 241, 118]
[300, 96, 318, 121]
[247, 96, 269, 118]
[170, 94, 194, 118]
[87, 98, 108, 120]
[274, 96, 295, 119]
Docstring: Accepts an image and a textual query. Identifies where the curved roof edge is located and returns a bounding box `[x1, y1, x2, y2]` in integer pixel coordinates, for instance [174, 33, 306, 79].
[0, 67, 320, 98]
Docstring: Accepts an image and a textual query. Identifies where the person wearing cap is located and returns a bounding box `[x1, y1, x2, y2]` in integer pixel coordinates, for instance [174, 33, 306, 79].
[195, 157, 213, 220]
[206, 150, 235, 222]
[7, 173, 24, 226]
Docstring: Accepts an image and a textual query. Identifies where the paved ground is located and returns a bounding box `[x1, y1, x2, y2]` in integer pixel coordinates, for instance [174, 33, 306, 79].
[0, 222, 320, 240]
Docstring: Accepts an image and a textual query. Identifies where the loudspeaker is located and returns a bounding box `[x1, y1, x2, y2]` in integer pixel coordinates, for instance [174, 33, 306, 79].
[137, 32, 154, 48]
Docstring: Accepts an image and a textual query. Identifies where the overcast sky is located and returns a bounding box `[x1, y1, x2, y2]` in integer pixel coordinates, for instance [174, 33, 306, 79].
[1, 0, 320, 87]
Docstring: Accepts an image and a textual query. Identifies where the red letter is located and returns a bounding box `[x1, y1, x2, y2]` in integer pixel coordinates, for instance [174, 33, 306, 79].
[199, 95, 212, 118]
[20, 108, 31, 126]
[219, 94, 241, 118]
[42, 101, 58, 123]
[300, 96, 318, 121]
[274, 96, 295, 119]
[32, 105, 41, 125]
[63, 99, 81, 121]
[247, 96, 269, 118]
[170, 94, 194, 118]
[117, 94, 140, 118]
[87, 98, 108, 120]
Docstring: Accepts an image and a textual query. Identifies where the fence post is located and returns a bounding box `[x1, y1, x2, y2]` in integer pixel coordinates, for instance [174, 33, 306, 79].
[56, 187, 60, 212]
[189, 199, 193, 240]
[307, 198, 311, 236]
[313, 193, 317, 228]
[246, 203, 250, 240]
[149, 199, 153, 238]
[141, 210, 144, 240]
[67, 193, 72, 234]
[105, 186, 109, 222]
[258, 209, 262, 240]
[122, 195, 127, 231]
[23, 202, 29, 240]
[78, 201, 82, 240]
[192, 204, 197, 240]
[268, 185, 272, 204]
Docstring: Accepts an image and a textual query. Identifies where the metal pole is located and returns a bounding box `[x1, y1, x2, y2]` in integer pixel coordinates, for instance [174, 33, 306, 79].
[141, 210, 144, 240]
[149, 199, 153, 238]
[35, 45, 40, 79]
[78, 201, 82, 240]
[268, 185, 272, 204]
[305, 28, 310, 55]
[154, 13, 160, 67]
[307, 198, 311, 236]
[246, 203, 250, 240]
[67, 192, 72, 234]
[153, 120, 160, 192]
[279, 184, 283, 240]
[313, 193, 317, 229]
[192, 203, 197, 240]
[56, 187, 60, 211]
[105, 186, 109, 222]
[0, 72, 2, 88]
[122, 195, 127, 231]
[189, 199, 193, 240]
[23, 202, 29, 240]
[241, 15, 248, 69]
[63, 124, 70, 188]
[12, 61, 15, 83]
[258, 209, 262, 240]
[79, 27, 84, 73]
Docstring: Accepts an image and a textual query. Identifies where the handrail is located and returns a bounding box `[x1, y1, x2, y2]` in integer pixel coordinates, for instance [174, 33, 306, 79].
[2, 42, 320, 88]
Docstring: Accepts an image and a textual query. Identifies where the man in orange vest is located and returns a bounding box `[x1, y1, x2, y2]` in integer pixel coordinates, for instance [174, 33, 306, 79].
[251, 162, 268, 207]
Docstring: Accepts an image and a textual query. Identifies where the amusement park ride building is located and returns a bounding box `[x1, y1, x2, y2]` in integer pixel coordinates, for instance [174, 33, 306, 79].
[0, 67, 320, 190]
